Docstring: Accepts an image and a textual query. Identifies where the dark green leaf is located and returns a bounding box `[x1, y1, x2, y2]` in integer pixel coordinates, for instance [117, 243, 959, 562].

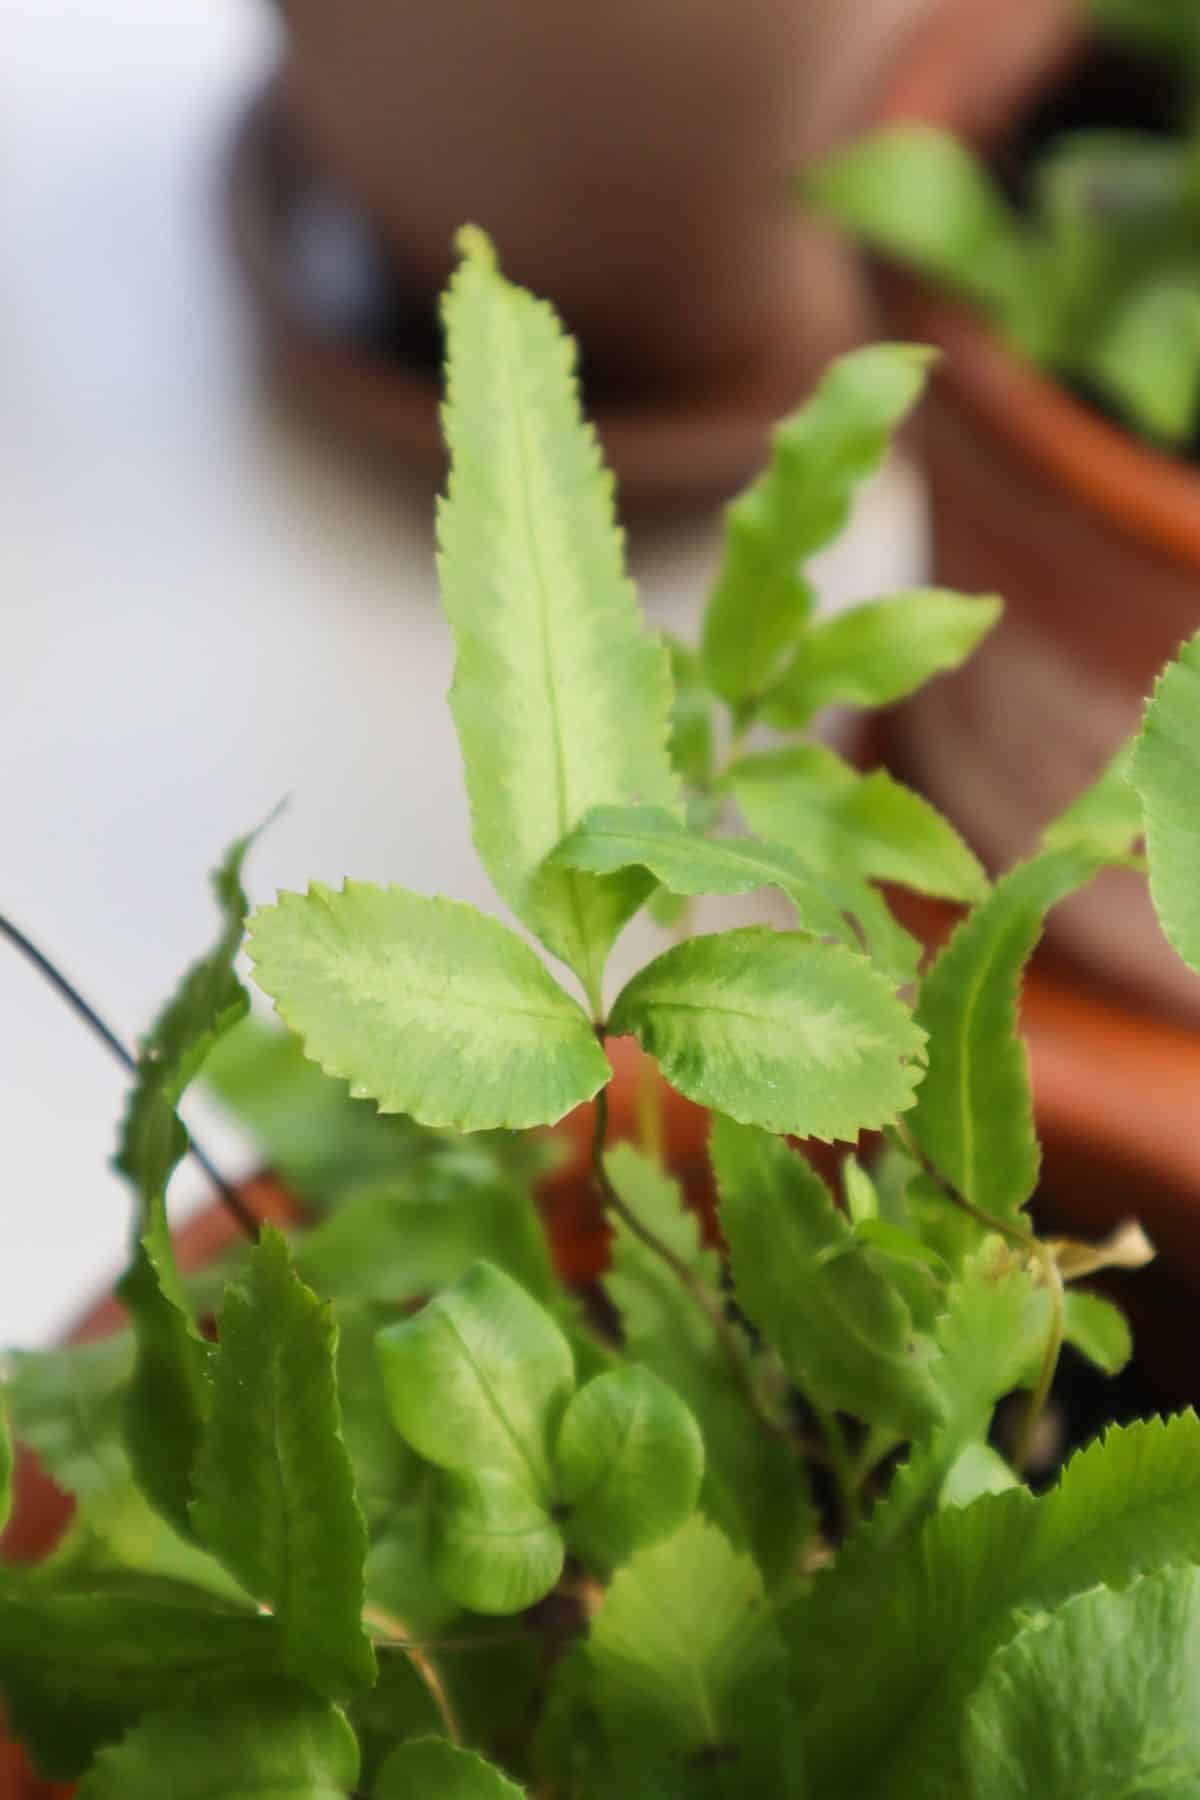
[908, 846, 1107, 1221]
[965, 1569, 1200, 1798]
[713, 1117, 943, 1438]
[190, 1225, 376, 1699]
[603, 1146, 814, 1585]
[730, 744, 988, 902]
[555, 1366, 704, 1570]
[761, 589, 1002, 729]
[118, 1232, 212, 1542]
[609, 927, 926, 1142]
[437, 229, 677, 1005]
[75, 1679, 359, 1800]
[376, 1737, 525, 1798]
[701, 344, 933, 710]
[249, 883, 610, 1131]
[0, 1576, 277, 1780]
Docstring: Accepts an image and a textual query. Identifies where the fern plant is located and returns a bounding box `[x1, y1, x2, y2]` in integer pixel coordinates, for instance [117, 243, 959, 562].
[805, 0, 1200, 448]
[1, 230, 1197, 1798]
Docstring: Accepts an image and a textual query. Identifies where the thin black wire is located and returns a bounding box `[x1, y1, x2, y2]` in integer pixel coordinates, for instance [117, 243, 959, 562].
[1, 911, 259, 1240]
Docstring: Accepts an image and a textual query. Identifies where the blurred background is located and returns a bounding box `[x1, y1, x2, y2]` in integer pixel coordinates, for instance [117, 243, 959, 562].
[1, 0, 928, 1344]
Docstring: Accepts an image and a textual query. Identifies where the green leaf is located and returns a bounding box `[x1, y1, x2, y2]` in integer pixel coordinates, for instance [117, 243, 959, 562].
[114, 831, 264, 1539]
[792, 1413, 1200, 1797]
[1089, 271, 1200, 444]
[1132, 631, 1200, 976]
[554, 1366, 704, 1570]
[0, 1577, 278, 1780]
[609, 926, 926, 1141]
[376, 1262, 574, 1499]
[940, 1443, 1018, 1508]
[603, 1145, 814, 1585]
[295, 1157, 555, 1311]
[556, 1517, 799, 1793]
[805, 124, 1027, 313]
[376, 1737, 525, 1799]
[1042, 739, 1143, 856]
[1089, 0, 1200, 63]
[965, 1569, 1200, 1799]
[908, 845, 1107, 1221]
[202, 1016, 450, 1211]
[432, 1465, 565, 1615]
[761, 590, 1002, 729]
[75, 1680, 359, 1800]
[664, 635, 715, 792]
[4, 1336, 130, 1502]
[437, 228, 677, 1005]
[701, 344, 933, 710]
[730, 744, 989, 903]
[0, 1402, 10, 1535]
[1063, 1289, 1133, 1376]
[190, 1225, 376, 1699]
[249, 883, 609, 1131]
[713, 1117, 943, 1438]
[552, 801, 893, 956]
[843, 1156, 880, 1224]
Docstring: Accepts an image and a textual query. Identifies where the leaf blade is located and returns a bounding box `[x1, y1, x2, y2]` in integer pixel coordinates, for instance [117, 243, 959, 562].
[609, 926, 926, 1142]
[249, 883, 609, 1132]
[1132, 630, 1200, 975]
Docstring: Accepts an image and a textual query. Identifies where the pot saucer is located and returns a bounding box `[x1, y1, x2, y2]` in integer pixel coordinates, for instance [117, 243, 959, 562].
[226, 78, 848, 512]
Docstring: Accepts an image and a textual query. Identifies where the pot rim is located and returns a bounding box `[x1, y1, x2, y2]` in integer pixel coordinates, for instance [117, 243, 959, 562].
[871, 0, 1200, 570]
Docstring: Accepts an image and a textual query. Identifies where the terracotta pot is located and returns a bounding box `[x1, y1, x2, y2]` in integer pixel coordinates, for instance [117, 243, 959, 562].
[231, 1, 945, 503]
[858, 0, 1200, 1016]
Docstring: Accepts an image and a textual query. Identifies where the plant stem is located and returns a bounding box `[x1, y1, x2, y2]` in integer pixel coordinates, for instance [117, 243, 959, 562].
[0, 911, 258, 1242]
[807, 1395, 862, 1535]
[891, 1119, 1065, 1475]
[361, 1605, 464, 1745]
[589, 1082, 790, 1442]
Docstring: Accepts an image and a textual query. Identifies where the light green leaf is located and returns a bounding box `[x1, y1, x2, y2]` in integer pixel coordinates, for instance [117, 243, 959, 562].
[805, 124, 1027, 313]
[114, 831, 263, 1539]
[792, 1413, 1200, 1797]
[940, 1443, 1018, 1509]
[1063, 1289, 1133, 1376]
[554, 1366, 704, 1570]
[437, 229, 677, 1005]
[4, 1336, 130, 1503]
[376, 1261, 574, 1502]
[558, 1517, 799, 1793]
[0, 1577, 278, 1781]
[433, 1464, 564, 1615]
[295, 1157, 555, 1311]
[249, 883, 609, 1132]
[603, 1145, 814, 1585]
[1089, 271, 1200, 444]
[609, 926, 926, 1141]
[702, 344, 933, 710]
[713, 1116, 943, 1438]
[761, 590, 1002, 729]
[552, 801, 894, 958]
[376, 1737, 525, 1799]
[966, 1569, 1200, 1798]
[190, 1226, 376, 1699]
[1132, 631, 1200, 976]
[730, 744, 988, 902]
[843, 1155, 880, 1224]
[1042, 739, 1143, 856]
[664, 635, 715, 792]
[75, 1680, 359, 1800]
[908, 845, 1107, 1220]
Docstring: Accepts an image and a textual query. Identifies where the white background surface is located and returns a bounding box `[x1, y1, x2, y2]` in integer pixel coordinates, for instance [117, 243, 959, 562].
[1, 0, 925, 1345]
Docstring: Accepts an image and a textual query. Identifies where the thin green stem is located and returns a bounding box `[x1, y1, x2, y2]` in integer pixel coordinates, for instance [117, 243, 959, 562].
[808, 1396, 862, 1535]
[589, 1082, 791, 1443]
[362, 1606, 463, 1744]
[891, 1119, 1065, 1475]
[0, 911, 258, 1242]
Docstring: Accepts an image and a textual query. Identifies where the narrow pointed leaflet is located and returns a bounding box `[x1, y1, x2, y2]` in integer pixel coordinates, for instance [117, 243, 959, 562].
[1132, 629, 1200, 975]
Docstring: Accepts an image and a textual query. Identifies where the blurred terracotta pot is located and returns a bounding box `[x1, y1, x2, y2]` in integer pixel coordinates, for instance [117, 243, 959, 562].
[274, 0, 935, 390]
[863, 0, 1200, 1015]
